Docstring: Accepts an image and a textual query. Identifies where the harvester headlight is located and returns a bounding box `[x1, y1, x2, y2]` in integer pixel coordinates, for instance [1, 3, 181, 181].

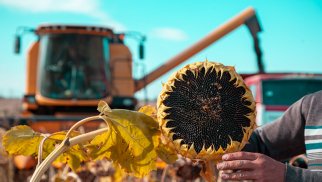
[123, 98, 133, 106]
[23, 95, 36, 104]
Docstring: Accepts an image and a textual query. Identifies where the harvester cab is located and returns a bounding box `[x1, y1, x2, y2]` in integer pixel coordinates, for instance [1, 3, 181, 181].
[14, 25, 146, 131]
[10, 25, 149, 171]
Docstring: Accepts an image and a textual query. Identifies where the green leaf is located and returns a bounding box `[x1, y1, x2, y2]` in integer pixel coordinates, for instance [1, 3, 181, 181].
[2, 125, 42, 156]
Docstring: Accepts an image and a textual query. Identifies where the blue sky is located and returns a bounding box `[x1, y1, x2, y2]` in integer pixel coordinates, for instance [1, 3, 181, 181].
[0, 0, 322, 99]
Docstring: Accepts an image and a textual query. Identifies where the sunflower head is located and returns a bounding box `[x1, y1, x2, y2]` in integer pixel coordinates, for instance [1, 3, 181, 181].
[157, 61, 256, 160]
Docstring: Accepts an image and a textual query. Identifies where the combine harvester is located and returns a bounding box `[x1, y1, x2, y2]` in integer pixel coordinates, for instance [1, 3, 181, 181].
[1, 7, 322, 179]
[11, 7, 263, 133]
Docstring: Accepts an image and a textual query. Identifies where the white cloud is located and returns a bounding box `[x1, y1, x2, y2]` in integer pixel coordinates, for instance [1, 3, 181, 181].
[150, 27, 188, 41]
[0, 0, 126, 31]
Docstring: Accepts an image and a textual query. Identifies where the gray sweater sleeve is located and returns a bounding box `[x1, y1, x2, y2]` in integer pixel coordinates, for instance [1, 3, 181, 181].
[285, 165, 322, 182]
[243, 95, 322, 181]
[243, 98, 306, 160]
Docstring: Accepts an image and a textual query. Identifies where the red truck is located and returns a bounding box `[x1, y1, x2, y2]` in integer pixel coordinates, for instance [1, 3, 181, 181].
[243, 73, 322, 126]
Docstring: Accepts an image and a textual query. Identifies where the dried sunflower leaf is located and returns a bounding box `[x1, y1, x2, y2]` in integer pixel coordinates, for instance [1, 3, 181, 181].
[42, 131, 86, 171]
[138, 105, 157, 120]
[3, 125, 87, 171]
[100, 109, 160, 177]
[42, 131, 80, 158]
[112, 162, 127, 182]
[55, 144, 87, 171]
[97, 100, 112, 114]
[2, 125, 42, 156]
[155, 142, 178, 164]
[88, 128, 115, 160]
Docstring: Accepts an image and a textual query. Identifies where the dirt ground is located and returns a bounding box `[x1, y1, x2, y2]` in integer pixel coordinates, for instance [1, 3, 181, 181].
[0, 98, 21, 114]
[0, 98, 21, 128]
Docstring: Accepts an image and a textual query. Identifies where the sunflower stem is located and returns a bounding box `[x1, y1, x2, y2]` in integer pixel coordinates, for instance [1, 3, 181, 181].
[65, 116, 102, 137]
[30, 127, 108, 182]
[200, 160, 218, 182]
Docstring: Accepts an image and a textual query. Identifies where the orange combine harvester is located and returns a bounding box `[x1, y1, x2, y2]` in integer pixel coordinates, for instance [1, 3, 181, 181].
[15, 25, 142, 133]
[14, 7, 261, 133]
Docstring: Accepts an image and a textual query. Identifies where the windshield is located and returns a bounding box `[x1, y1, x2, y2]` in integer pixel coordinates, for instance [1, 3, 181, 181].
[262, 78, 322, 106]
[38, 34, 110, 99]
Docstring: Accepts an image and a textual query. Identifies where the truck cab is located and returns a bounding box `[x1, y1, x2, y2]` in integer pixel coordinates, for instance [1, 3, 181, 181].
[244, 73, 322, 126]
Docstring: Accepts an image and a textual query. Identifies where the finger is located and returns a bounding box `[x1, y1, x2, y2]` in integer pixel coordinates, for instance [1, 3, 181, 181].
[221, 170, 256, 180]
[217, 160, 255, 170]
[222, 151, 258, 161]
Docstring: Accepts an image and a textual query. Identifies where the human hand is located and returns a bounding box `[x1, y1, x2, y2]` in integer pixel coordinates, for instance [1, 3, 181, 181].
[216, 152, 285, 182]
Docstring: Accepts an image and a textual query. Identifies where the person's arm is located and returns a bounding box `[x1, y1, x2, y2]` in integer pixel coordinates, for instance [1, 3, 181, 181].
[285, 164, 322, 182]
[216, 96, 322, 181]
[243, 98, 306, 160]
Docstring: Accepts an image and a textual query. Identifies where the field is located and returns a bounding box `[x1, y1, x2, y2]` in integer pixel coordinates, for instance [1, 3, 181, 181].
[0, 98, 206, 182]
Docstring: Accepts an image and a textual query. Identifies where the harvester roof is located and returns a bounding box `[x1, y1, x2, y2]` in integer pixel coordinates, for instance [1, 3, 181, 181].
[35, 24, 114, 37]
